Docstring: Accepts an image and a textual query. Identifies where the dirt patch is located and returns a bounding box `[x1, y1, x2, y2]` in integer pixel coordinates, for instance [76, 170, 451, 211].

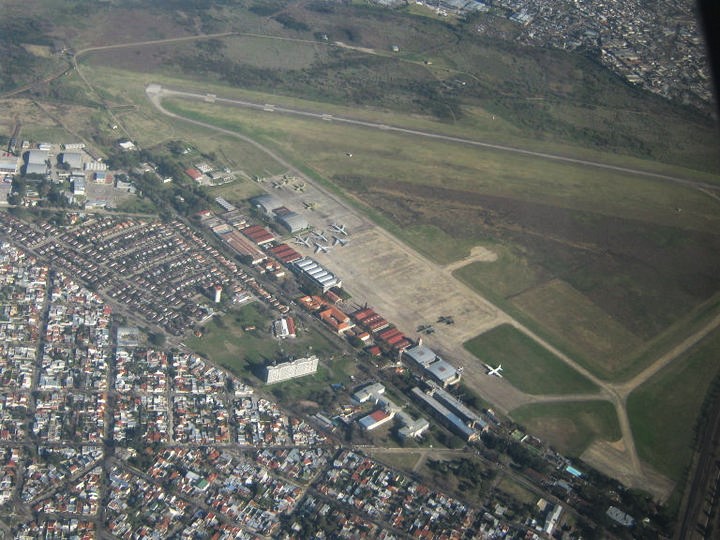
[333, 41, 377, 55]
[582, 439, 674, 502]
[444, 245, 498, 272]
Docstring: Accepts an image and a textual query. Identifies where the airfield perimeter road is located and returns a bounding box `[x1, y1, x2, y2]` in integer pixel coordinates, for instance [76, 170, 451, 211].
[145, 83, 693, 496]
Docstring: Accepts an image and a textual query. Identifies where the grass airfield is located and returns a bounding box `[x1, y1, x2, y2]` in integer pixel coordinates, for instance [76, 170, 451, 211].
[5, 0, 720, 504]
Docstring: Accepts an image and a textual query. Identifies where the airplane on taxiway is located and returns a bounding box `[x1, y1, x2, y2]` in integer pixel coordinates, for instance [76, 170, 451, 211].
[312, 230, 329, 243]
[293, 236, 311, 248]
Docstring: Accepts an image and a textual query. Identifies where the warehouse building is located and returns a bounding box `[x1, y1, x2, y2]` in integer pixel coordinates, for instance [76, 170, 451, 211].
[241, 225, 275, 246]
[215, 228, 267, 266]
[61, 152, 83, 170]
[268, 243, 303, 265]
[294, 257, 341, 293]
[251, 194, 283, 215]
[411, 387, 478, 442]
[358, 409, 395, 431]
[0, 154, 18, 174]
[276, 211, 308, 233]
[397, 412, 430, 440]
[264, 355, 319, 384]
[403, 341, 461, 387]
[24, 162, 48, 176]
[426, 380, 487, 430]
[25, 149, 48, 165]
[24, 149, 49, 175]
[352, 382, 386, 404]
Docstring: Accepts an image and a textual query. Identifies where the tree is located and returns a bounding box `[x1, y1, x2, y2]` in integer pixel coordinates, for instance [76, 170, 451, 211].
[148, 332, 166, 347]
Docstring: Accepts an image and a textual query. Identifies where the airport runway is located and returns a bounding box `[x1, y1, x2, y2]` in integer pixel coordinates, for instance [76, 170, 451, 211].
[154, 85, 720, 194]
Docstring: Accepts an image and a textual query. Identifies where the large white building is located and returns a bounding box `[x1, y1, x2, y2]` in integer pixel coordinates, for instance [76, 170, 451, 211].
[264, 355, 318, 384]
[403, 342, 461, 387]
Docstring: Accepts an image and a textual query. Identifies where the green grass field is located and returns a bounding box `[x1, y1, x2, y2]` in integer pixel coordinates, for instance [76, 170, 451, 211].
[184, 303, 345, 382]
[463, 324, 598, 395]
[453, 245, 548, 300]
[627, 328, 720, 482]
[157, 97, 720, 235]
[510, 401, 621, 457]
[511, 279, 643, 378]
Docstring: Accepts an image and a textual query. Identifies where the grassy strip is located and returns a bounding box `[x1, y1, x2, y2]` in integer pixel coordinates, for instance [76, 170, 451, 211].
[627, 328, 720, 482]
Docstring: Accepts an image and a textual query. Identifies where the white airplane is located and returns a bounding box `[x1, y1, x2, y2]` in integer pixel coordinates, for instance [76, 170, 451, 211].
[333, 235, 349, 247]
[293, 236, 311, 248]
[484, 363, 503, 377]
[330, 223, 348, 236]
[314, 242, 332, 254]
[312, 230, 328, 243]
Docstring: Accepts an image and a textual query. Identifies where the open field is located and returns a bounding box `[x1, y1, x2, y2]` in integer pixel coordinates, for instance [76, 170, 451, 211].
[453, 245, 545, 300]
[463, 324, 598, 395]
[511, 280, 643, 378]
[159, 98, 720, 233]
[627, 329, 720, 483]
[496, 477, 539, 506]
[510, 401, 621, 457]
[184, 303, 345, 383]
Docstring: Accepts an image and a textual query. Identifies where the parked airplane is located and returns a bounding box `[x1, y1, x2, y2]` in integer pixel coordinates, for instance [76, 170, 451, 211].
[293, 236, 311, 248]
[314, 242, 332, 254]
[484, 363, 503, 377]
[330, 223, 349, 236]
[333, 235, 349, 247]
[303, 201, 317, 210]
[312, 230, 328, 243]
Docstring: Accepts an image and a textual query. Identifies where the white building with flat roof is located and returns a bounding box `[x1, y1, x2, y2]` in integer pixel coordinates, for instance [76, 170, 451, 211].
[264, 355, 318, 384]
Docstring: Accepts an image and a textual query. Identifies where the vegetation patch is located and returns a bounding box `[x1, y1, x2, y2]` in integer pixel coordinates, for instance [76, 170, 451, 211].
[510, 401, 621, 457]
[185, 303, 344, 383]
[511, 280, 643, 378]
[627, 329, 720, 482]
[453, 244, 548, 300]
[463, 324, 598, 395]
